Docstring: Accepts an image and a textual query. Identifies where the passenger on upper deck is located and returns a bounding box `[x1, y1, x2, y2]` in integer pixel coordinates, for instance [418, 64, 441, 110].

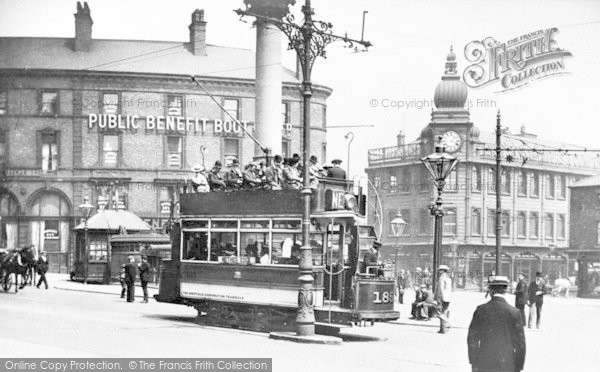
[283, 158, 302, 190]
[243, 162, 263, 189]
[208, 161, 227, 191]
[308, 155, 326, 189]
[264, 155, 284, 190]
[326, 159, 346, 180]
[292, 153, 303, 174]
[191, 165, 210, 193]
[225, 159, 243, 190]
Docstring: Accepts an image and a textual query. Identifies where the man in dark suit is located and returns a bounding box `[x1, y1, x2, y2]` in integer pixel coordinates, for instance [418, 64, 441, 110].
[528, 271, 546, 329]
[36, 251, 49, 289]
[326, 159, 346, 179]
[124, 255, 137, 302]
[361, 240, 382, 275]
[138, 255, 151, 303]
[468, 276, 526, 372]
[514, 272, 528, 326]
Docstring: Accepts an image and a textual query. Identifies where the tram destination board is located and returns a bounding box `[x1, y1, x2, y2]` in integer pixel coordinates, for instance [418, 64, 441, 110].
[179, 190, 304, 216]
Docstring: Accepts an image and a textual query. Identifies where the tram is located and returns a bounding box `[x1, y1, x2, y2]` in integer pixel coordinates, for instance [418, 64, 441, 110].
[155, 178, 399, 332]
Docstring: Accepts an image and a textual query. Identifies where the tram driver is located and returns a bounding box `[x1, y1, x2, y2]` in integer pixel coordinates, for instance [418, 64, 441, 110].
[361, 240, 384, 276]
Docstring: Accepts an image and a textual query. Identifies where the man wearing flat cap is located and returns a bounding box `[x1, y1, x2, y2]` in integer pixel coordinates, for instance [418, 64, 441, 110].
[435, 264, 452, 333]
[468, 276, 526, 372]
[124, 255, 137, 302]
[326, 159, 346, 179]
[515, 272, 528, 326]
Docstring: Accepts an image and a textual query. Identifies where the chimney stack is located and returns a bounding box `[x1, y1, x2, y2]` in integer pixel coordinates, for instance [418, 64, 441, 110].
[189, 9, 207, 56]
[74, 1, 93, 52]
[397, 130, 406, 146]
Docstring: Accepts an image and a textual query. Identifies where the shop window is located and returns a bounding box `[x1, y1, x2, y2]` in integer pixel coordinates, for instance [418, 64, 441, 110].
[518, 171, 527, 196]
[0, 131, 6, 172]
[223, 138, 239, 166]
[531, 172, 539, 197]
[166, 136, 183, 168]
[443, 208, 457, 235]
[88, 240, 108, 262]
[223, 98, 239, 121]
[557, 214, 565, 239]
[167, 95, 183, 117]
[530, 212, 539, 238]
[282, 101, 290, 124]
[102, 134, 120, 167]
[546, 174, 555, 198]
[158, 186, 176, 215]
[40, 91, 58, 116]
[544, 213, 554, 239]
[40, 131, 58, 173]
[102, 93, 119, 115]
[517, 212, 527, 238]
[472, 166, 481, 191]
[471, 208, 481, 235]
[0, 91, 7, 115]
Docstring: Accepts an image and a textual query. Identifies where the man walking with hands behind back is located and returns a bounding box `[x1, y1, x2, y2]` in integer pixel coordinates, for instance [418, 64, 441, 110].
[124, 255, 137, 302]
[528, 271, 547, 329]
[468, 276, 526, 372]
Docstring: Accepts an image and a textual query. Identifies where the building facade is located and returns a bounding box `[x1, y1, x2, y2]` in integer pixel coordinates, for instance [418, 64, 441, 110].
[366, 49, 599, 288]
[0, 3, 331, 272]
[568, 176, 600, 297]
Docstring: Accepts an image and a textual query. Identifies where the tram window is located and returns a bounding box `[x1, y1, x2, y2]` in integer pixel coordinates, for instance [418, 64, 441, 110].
[310, 233, 324, 266]
[272, 233, 301, 265]
[182, 220, 208, 229]
[240, 220, 269, 229]
[325, 232, 342, 266]
[212, 220, 238, 229]
[183, 231, 208, 260]
[240, 232, 268, 264]
[211, 231, 237, 261]
[273, 220, 301, 230]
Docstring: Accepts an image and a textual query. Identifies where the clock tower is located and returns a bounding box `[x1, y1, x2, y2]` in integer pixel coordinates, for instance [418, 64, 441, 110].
[419, 47, 480, 157]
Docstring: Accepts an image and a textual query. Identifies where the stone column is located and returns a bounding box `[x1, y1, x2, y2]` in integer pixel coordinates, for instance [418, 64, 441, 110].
[254, 19, 282, 159]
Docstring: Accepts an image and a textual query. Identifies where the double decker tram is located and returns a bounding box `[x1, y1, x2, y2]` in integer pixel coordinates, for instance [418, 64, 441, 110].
[156, 179, 399, 332]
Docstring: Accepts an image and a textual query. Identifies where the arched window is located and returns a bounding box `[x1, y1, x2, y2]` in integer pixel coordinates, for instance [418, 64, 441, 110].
[28, 191, 71, 255]
[518, 171, 527, 196]
[545, 213, 554, 239]
[1, 190, 20, 249]
[531, 172, 539, 196]
[517, 212, 526, 238]
[471, 208, 481, 235]
[472, 166, 481, 191]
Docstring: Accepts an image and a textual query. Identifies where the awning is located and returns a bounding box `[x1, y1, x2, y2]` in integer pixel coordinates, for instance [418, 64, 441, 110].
[74, 210, 152, 232]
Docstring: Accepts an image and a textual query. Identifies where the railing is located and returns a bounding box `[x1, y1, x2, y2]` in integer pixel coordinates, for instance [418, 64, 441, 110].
[368, 143, 423, 164]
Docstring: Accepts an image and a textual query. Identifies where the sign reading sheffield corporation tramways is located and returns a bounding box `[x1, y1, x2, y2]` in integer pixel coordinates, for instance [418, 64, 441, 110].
[463, 28, 572, 92]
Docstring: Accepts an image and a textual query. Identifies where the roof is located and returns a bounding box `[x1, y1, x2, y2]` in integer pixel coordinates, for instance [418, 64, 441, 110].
[0, 37, 300, 83]
[74, 210, 151, 231]
[110, 233, 169, 243]
[570, 175, 600, 188]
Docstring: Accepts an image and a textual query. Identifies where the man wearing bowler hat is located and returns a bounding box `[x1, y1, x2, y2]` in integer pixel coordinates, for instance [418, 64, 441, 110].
[326, 159, 346, 179]
[225, 158, 243, 190]
[528, 271, 547, 329]
[362, 240, 382, 276]
[208, 160, 227, 191]
[468, 276, 526, 372]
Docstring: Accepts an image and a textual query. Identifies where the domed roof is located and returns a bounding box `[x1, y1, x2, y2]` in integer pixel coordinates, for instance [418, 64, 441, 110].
[433, 46, 468, 109]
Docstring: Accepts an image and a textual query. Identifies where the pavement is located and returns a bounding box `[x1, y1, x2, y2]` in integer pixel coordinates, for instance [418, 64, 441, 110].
[44, 272, 159, 300]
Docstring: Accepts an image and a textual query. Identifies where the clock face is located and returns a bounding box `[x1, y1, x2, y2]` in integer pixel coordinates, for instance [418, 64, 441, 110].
[441, 131, 461, 152]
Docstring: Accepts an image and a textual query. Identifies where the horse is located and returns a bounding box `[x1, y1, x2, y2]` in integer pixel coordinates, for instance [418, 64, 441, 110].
[0, 246, 36, 293]
[552, 277, 572, 298]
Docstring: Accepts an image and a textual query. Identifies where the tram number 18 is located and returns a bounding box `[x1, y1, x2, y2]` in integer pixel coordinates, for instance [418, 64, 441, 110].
[373, 291, 393, 304]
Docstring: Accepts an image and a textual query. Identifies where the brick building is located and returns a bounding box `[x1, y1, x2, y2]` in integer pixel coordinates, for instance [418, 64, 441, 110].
[366, 49, 599, 287]
[568, 176, 600, 297]
[0, 3, 330, 272]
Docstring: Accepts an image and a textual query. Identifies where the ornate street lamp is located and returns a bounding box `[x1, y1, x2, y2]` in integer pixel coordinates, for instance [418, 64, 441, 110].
[390, 212, 407, 280]
[78, 196, 93, 285]
[421, 145, 458, 293]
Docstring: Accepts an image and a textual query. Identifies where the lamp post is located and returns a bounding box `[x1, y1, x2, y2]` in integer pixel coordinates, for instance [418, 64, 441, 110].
[78, 196, 93, 285]
[391, 212, 407, 280]
[344, 132, 354, 179]
[421, 145, 458, 293]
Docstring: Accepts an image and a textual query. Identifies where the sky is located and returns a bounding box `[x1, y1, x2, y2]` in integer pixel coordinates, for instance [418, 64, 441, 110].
[1, 0, 599, 178]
